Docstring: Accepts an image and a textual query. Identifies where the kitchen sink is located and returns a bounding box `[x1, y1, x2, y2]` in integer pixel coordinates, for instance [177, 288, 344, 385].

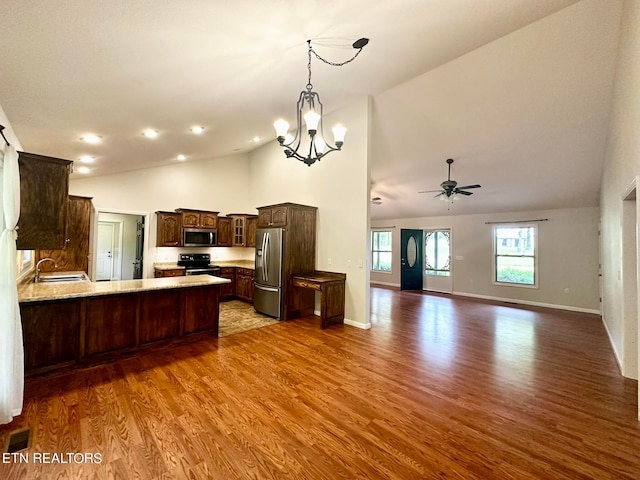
[35, 272, 89, 283]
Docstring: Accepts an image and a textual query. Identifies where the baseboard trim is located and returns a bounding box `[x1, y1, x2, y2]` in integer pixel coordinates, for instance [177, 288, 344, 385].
[601, 313, 623, 375]
[344, 318, 371, 330]
[370, 281, 400, 288]
[451, 290, 601, 315]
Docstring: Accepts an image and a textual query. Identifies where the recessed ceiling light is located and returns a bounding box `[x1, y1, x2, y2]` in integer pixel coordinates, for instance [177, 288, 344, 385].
[190, 126, 204, 135]
[252, 136, 260, 143]
[143, 129, 159, 139]
[177, 154, 186, 161]
[76, 166, 91, 174]
[80, 134, 101, 144]
[79, 155, 95, 163]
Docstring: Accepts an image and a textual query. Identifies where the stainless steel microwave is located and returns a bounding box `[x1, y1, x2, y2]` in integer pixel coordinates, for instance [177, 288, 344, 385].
[183, 228, 217, 247]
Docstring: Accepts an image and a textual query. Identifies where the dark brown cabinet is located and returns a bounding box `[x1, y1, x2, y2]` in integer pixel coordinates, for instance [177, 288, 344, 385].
[20, 299, 80, 373]
[235, 268, 254, 302]
[183, 286, 219, 334]
[139, 290, 180, 344]
[156, 211, 183, 247]
[17, 151, 72, 250]
[257, 205, 288, 228]
[154, 268, 185, 278]
[35, 195, 93, 273]
[84, 294, 138, 356]
[177, 209, 218, 229]
[245, 216, 257, 247]
[219, 267, 236, 299]
[217, 216, 232, 247]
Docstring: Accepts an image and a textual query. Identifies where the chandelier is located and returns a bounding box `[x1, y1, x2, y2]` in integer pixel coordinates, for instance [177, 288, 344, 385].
[274, 37, 369, 166]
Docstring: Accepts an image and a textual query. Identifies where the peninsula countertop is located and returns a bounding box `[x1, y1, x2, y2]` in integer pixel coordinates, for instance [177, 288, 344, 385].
[18, 274, 231, 303]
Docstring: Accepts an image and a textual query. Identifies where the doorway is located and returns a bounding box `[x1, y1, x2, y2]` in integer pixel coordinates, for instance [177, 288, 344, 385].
[92, 211, 147, 281]
[424, 229, 453, 293]
[622, 188, 638, 382]
[400, 229, 423, 290]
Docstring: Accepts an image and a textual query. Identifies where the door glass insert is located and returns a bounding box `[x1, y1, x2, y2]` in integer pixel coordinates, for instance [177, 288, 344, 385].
[407, 236, 417, 267]
[425, 230, 450, 276]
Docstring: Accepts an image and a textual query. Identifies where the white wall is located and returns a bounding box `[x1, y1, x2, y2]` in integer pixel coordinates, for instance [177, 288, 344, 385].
[600, 0, 640, 379]
[248, 97, 371, 329]
[70, 153, 255, 278]
[371, 206, 600, 313]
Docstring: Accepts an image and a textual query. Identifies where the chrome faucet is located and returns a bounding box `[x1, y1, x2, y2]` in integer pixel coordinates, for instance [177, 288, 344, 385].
[35, 257, 58, 283]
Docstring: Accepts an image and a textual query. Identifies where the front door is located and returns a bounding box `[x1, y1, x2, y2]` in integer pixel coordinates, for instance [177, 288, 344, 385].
[401, 229, 423, 290]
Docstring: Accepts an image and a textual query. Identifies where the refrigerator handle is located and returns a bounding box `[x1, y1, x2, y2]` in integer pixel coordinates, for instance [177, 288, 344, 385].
[264, 233, 270, 283]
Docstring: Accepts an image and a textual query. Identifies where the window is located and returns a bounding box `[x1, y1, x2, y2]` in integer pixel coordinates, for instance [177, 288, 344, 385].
[425, 229, 450, 276]
[494, 224, 537, 287]
[372, 230, 392, 272]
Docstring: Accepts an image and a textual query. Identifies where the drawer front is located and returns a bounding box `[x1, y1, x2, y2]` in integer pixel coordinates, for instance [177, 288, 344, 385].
[239, 268, 254, 277]
[293, 279, 320, 291]
[220, 267, 235, 275]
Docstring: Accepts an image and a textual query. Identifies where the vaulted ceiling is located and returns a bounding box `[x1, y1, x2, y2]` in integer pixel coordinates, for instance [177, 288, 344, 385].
[0, 0, 620, 219]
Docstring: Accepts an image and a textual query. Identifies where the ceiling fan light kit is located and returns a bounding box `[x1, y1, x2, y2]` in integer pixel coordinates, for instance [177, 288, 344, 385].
[274, 38, 368, 166]
[419, 158, 481, 208]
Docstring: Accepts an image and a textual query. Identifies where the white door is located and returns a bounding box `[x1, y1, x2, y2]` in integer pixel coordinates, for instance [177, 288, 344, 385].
[96, 222, 115, 281]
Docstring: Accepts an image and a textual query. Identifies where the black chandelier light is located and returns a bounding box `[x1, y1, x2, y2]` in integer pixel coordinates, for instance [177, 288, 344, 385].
[274, 37, 369, 166]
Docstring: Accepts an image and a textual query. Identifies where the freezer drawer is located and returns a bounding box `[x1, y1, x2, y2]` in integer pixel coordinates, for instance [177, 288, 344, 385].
[254, 284, 282, 319]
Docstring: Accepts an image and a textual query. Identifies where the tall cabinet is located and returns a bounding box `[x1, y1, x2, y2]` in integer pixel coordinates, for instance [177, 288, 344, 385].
[35, 195, 94, 273]
[257, 202, 317, 321]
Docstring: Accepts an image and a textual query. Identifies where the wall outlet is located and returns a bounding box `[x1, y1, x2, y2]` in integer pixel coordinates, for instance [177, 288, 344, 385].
[328, 258, 332, 265]
[455, 255, 464, 261]
[358, 260, 363, 268]
[347, 259, 352, 267]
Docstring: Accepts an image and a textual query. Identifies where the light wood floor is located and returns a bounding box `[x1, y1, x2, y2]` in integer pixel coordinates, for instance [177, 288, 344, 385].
[2, 287, 640, 479]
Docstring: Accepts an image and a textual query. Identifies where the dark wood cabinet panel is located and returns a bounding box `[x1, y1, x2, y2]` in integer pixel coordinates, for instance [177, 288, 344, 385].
[217, 216, 232, 247]
[183, 287, 219, 334]
[154, 268, 185, 278]
[17, 151, 72, 250]
[245, 216, 257, 247]
[177, 209, 218, 229]
[219, 267, 236, 299]
[84, 294, 138, 356]
[20, 300, 80, 372]
[156, 211, 182, 247]
[36, 195, 93, 273]
[235, 270, 254, 302]
[139, 290, 180, 344]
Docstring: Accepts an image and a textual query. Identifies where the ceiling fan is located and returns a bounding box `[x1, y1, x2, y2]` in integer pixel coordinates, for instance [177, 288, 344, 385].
[419, 158, 481, 200]
[370, 196, 382, 205]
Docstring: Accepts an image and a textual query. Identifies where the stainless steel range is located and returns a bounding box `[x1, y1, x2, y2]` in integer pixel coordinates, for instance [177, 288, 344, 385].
[177, 253, 221, 276]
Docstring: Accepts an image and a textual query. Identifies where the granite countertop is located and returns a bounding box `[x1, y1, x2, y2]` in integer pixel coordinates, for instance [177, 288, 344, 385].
[153, 263, 185, 271]
[18, 275, 230, 303]
[215, 260, 255, 269]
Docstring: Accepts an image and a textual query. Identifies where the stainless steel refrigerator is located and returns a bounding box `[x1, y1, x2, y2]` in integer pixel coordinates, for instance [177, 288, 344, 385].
[254, 227, 284, 319]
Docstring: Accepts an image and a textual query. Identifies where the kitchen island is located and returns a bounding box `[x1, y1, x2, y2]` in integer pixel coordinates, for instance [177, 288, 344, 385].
[18, 275, 230, 376]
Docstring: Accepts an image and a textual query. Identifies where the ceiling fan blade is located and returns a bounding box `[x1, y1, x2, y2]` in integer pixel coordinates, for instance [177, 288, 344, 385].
[433, 193, 444, 198]
[418, 189, 442, 194]
[455, 190, 474, 196]
[456, 184, 481, 190]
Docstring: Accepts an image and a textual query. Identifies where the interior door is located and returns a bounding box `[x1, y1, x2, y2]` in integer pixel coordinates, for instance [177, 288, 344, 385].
[96, 222, 115, 281]
[400, 229, 424, 290]
[133, 217, 144, 279]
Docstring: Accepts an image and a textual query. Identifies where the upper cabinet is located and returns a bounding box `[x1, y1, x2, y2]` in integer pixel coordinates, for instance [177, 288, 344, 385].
[257, 205, 288, 228]
[156, 211, 182, 247]
[17, 152, 72, 250]
[217, 216, 232, 247]
[177, 209, 218, 229]
[245, 216, 257, 248]
[35, 195, 93, 273]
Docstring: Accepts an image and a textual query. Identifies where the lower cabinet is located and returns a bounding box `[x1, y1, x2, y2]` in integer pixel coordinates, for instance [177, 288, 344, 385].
[20, 299, 81, 372]
[139, 290, 181, 344]
[183, 286, 219, 334]
[20, 284, 221, 376]
[219, 267, 236, 299]
[235, 268, 254, 302]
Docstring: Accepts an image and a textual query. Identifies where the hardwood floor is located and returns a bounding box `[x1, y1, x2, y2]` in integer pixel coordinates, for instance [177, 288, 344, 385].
[2, 286, 640, 479]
